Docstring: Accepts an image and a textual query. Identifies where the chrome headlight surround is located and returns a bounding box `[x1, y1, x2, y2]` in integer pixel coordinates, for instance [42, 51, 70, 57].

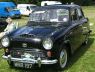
[43, 38, 53, 50]
[1, 36, 10, 47]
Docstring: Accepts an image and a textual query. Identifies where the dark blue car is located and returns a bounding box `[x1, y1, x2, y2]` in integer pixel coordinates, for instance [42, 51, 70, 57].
[2, 4, 91, 69]
[0, 2, 21, 18]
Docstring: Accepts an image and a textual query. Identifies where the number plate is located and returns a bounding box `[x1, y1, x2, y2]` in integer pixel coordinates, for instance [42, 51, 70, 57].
[24, 63, 32, 68]
[14, 62, 32, 68]
[14, 62, 23, 67]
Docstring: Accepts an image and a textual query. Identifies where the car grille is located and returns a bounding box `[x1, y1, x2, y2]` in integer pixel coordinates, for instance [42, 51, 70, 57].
[11, 41, 41, 49]
[10, 49, 47, 60]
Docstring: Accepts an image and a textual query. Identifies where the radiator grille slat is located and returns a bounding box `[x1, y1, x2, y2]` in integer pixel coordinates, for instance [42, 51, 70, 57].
[11, 49, 47, 60]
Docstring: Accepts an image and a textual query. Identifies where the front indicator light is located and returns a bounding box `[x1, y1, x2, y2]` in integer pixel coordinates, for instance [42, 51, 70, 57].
[47, 51, 52, 57]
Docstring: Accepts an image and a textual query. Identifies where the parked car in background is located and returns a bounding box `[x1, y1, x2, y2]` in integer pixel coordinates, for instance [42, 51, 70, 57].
[17, 4, 37, 16]
[2, 4, 91, 69]
[41, 1, 62, 6]
[0, 2, 21, 18]
[0, 18, 8, 32]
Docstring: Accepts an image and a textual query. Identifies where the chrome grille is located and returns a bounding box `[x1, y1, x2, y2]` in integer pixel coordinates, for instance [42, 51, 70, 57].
[11, 49, 47, 60]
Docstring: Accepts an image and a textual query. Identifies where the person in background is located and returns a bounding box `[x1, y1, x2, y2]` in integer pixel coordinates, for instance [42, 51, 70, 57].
[0, 17, 17, 39]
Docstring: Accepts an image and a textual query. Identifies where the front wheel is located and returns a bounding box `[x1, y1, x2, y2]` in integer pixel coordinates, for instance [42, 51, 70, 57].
[56, 48, 68, 69]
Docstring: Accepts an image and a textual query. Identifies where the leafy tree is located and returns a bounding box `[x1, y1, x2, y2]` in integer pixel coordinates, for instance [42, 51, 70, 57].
[0, 0, 94, 6]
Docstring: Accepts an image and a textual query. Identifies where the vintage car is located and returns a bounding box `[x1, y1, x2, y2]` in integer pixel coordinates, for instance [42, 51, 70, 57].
[2, 4, 91, 69]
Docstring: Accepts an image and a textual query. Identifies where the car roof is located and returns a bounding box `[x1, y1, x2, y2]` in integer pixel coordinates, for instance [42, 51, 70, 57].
[17, 4, 36, 6]
[35, 4, 80, 11]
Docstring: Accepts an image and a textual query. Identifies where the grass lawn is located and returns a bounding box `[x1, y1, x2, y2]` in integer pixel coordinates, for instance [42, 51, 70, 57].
[0, 6, 95, 72]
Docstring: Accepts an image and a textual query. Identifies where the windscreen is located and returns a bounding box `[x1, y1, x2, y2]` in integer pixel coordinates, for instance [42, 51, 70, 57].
[29, 9, 69, 22]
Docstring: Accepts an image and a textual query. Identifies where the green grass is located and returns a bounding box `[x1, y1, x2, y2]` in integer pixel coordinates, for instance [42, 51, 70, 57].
[0, 6, 95, 72]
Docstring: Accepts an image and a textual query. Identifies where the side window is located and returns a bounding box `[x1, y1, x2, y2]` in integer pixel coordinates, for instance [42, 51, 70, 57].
[77, 8, 84, 19]
[71, 9, 78, 21]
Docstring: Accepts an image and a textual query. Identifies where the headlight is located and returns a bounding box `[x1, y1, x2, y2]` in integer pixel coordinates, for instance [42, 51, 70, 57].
[1, 36, 10, 47]
[43, 38, 53, 50]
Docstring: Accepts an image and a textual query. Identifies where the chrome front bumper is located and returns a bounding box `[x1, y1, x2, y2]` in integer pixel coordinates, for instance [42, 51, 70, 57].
[2, 55, 58, 65]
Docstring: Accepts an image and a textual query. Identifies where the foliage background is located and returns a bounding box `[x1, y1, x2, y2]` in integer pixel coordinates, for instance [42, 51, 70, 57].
[0, 0, 94, 6]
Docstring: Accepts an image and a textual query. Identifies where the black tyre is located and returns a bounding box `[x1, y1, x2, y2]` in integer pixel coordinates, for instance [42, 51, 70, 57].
[56, 47, 68, 70]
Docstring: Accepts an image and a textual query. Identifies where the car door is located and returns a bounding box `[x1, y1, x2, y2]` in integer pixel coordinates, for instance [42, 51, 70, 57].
[77, 8, 90, 42]
[68, 8, 84, 52]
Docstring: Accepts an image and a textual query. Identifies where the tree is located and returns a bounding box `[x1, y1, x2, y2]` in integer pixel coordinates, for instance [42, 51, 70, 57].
[0, 0, 94, 6]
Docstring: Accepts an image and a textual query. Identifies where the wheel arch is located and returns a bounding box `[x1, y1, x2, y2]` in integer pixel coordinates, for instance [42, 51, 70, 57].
[63, 41, 73, 57]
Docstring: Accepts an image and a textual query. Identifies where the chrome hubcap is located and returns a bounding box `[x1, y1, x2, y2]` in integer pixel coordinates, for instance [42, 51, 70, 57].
[59, 49, 67, 68]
